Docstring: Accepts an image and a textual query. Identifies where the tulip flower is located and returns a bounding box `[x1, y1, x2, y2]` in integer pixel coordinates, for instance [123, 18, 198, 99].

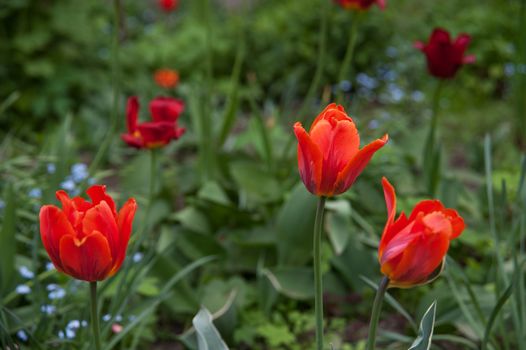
[154, 68, 179, 89]
[415, 28, 475, 79]
[378, 177, 465, 287]
[294, 103, 388, 197]
[121, 96, 185, 149]
[334, 0, 386, 10]
[158, 0, 178, 12]
[39, 185, 137, 282]
[366, 178, 465, 350]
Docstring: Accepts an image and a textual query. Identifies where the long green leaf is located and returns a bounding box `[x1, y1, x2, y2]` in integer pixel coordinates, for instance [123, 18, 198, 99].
[0, 185, 16, 295]
[193, 307, 229, 350]
[408, 301, 437, 350]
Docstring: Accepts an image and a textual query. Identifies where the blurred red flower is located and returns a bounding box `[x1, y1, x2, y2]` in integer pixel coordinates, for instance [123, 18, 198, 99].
[39, 185, 137, 282]
[334, 0, 386, 10]
[294, 103, 388, 197]
[158, 0, 178, 12]
[122, 96, 185, 149]
[415, 28, 475, 79]
[378, 178, 465, 288]
[154, 69, 179, 89]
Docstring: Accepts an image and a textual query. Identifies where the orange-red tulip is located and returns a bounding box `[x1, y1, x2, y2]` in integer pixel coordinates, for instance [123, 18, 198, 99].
[154, 69, 179, 89]
[294, 104, 388, 197]
[378, 177, 465, 288]
[39, 185, 137, 282]
[334, 0, 386, 10]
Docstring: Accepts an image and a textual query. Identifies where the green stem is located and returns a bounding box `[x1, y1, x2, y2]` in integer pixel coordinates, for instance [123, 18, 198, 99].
[313, 196, 327, 350]
[85, 0, 121, 186]
[366, 276, 390, 350]
[90, 282, 102, 350]
[423, 79, 444, 196]
[336, 13, 361, 104]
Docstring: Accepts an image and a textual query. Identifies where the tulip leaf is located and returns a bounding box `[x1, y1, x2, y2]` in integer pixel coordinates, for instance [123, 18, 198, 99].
[0, 185, 16, 295]
[408, 301, 437, 350]
[276, 182, 317, 266]
[193, 307, 229, 350]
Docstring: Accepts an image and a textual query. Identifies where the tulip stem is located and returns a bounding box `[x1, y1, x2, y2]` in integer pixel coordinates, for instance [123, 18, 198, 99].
[90, 282, 102, 350]
[313, 196, 327, 350]
[336, 13, 361, 104]
[423, 79, 444, 196]
[366, 276, 390, 350]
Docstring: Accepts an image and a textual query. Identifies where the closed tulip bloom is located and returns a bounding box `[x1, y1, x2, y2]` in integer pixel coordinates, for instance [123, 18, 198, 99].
[415, 28, 475, 79]
[121, 96, 185, 149]
[39, 185, 137, 282]
[294, 104, 388, 197]
[334, 0, 386, 10]
[378, 178, 465, 288]
[154, 69, 179, 89]
[158, 0, 178, 12]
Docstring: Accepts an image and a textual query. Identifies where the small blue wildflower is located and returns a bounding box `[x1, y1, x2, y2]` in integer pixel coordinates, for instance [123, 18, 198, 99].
[411, 91, 425, 102]
[16, 285, 31, 295]
[46, 262, 55, 271]
[115, 315, 123, 322]
[60, 178, 76, 192]
[129, 315, 137, 322]
[387, 83, 405, 102]
[49, 287, 66, 300]
[17, 330, 28, 342]
[67, 320, 81, 330]
[28, 188, 42, 199]
[81, 320, 88, 327]
[19, 266, 35, 279]
[47, 163, 56, 174]
[356, 73, 378, 90]
[133, 252, 143, 263]
[47, 284, 58, 291]
[40, 304, 56, 315]
[339, 80, 352, 92]
[368, 120, 380, 130]
[386, 46, 398, 58]
[0, 200, 5, 210]
[58, 330, 65, 339]
[102, 314, 111, 322]
[71, 163, 89, 183]
[65, 328, 76, 339]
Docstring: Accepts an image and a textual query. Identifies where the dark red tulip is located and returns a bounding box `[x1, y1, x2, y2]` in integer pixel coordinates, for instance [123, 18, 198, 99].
[415, 28, 475, 79]
[334, 0, 386, 10]
[158, 0, 178, 12]
[121, 96, 185, 149]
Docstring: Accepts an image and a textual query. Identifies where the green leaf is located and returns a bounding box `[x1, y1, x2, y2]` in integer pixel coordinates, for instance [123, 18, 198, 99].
[193, 307, 229, 350]
[408, 301, 437, 350]
[276, 183, 317, 266]
[0, 185, 16, 295]
[262, 267, 313, 300]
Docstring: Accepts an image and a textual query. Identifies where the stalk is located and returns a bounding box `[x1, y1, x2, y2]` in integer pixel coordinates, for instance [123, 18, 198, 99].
[313, 196, 327, 350]
[365, 276, 390, 350]
[90, 282, 102, 350]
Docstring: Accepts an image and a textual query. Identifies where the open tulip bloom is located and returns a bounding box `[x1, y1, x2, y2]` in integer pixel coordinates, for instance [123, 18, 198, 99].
[365, 177, 465, 350]
[122, 96, 185, 149]
[294, 103, 388, 197]
[334, 0, 386, 11]
[39, 185, 137, 349]
[415, 28, 475, 79]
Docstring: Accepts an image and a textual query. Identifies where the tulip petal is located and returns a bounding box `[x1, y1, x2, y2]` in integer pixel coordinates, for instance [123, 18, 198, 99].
[408, 199, 444, 221]
[430, 28, 451, 44]
[137, 122, 178, 147]
[149, 97, 185, 123]
[294, 122, 323, 195]
[82, 200, 120, 260]
[379, 177, 410, 254]
[111, 198, 137, 275]
[463, 54, 476, 64]
[86, 185, 117, 216]
[59, 231, 113, 282]
[454, 33, 471, 52]
[443, 208, 465, 239]
[39, 205, 76, 272]
[333, 134, 388, 194]
[310, 104, 347, 131]
[126, 97, 139, 133]
[121, 133, 145, 148]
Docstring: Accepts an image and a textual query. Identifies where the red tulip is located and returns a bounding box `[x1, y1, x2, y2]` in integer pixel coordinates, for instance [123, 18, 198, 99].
[294, 104, 388, 197]
[334, 0, 386, 10]
[121, 96, 185, 149]
[415, 28, 475, 79]
[378, 178, 465, 288]
[158, 0, 178, 12]
[39, 185, 137, 282]
[154, 68, 179, 89]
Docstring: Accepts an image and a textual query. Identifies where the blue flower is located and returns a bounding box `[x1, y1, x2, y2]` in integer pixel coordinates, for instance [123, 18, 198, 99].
[17, 330, 28, 342]
[16, 285, 31, 295]
[133, 252, 144, 263]
[60, 178, 76, 192]
[41, 304, 56, 315]
[71, 163, 89, 183]
[19, 266, 35, 279]
[28, 188, 42, 199]
[47, 163, 56, 174]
